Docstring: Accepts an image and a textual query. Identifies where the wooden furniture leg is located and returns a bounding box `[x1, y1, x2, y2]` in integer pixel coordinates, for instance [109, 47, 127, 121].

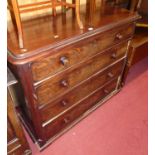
[51, 0, 57, 16]
[130, 0, 139, 11]
[75, 0, 84, 29]
[86, 0, 96, 27]
[10, 0, 24, 49]
[62, 0, 67, 13]
[72, 0, 76, 17]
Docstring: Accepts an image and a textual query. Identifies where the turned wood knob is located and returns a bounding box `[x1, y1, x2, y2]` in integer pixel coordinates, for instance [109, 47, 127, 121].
[61, 100, 68, 106]
[111, 52, 117, 59]
[107, 72, 114, 78]
[60, 56, 69, 65]
[63, 118, 69, 124]
[104, 89, 109, 94]
[61, 80, 68, 87]
[116, 33, 123, 40]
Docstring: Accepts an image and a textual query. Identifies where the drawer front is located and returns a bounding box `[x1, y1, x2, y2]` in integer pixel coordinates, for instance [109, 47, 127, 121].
[43, 78, 118, 139]
[36, 43, 127, 105]
[40, 60, 124, 123]
[31, 24, 134, 82]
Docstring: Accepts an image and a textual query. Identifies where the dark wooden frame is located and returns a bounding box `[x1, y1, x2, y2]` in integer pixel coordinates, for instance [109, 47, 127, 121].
[7, 68, 32, 155]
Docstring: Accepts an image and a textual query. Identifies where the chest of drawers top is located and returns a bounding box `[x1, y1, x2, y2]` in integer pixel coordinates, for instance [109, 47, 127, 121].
[7, 4, 139, 64]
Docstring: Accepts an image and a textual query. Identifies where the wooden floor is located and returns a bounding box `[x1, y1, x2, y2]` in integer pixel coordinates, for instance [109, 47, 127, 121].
[24, 57, 148, 155]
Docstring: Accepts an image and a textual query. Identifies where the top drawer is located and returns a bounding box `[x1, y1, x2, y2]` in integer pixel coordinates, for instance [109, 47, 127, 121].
[31, 23, 134, 82]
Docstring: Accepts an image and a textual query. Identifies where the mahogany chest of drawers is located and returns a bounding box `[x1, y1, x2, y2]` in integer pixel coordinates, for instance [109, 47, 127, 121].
[7, 4, 140, 150]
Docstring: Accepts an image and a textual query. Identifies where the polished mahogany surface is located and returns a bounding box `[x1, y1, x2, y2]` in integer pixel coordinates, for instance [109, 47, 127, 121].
[36, 50, 125, 106]
[31, 28, 131, 82]
[43, 78, 118, 140]
[8, 4, 139, 62]
[40, 60, 124, 124]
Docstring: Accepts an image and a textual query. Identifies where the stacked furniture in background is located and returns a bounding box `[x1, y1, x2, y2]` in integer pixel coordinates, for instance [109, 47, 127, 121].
[7, 68, 31, 155]
[123, 0, 148, 83]
[108, 0, 148, 83]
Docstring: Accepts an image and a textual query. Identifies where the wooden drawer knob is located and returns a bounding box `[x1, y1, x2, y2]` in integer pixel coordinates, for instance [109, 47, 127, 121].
[107, 72, 114, 78]
[111, 52, 117, 59]
[116, 33, 123, 40]
[60, 56, 69, 66]
[61, 80, 68, 87]
[63, 118, 70, 124]
[61, 100, 68, 106]
[104, 89, 109, 94]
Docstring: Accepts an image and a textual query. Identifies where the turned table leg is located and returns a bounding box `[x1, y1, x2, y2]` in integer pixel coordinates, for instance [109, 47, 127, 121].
[10, 0, 24, 49]
[51, 0, 57, 16]
[75, 0, 84, 29]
